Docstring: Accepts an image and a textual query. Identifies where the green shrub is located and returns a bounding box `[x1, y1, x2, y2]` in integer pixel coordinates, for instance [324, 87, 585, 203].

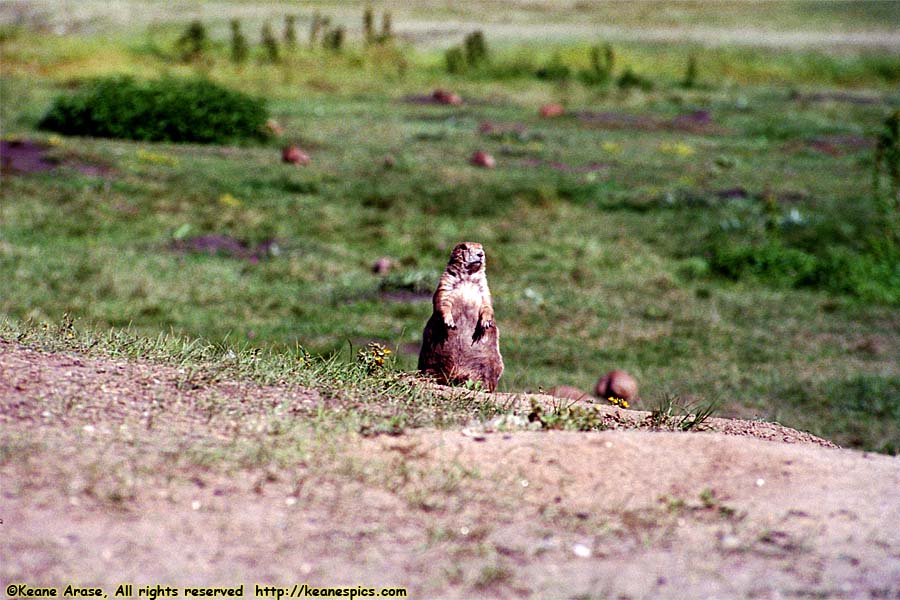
[309, 12, 327, 48]
[578, 44, 611, 85]
[175, 20, 208, 63]
[261, 22, 280, 63]
[464, 30, 489, 68]
[616, 67, 653, 90]
[363, 6, 375, 44]
[284, 15, 297, 49]
[445, 46, 466, 74]
[874, 110, 900, 245]
[682, 53, 698, 88]
[535, 54, 572, 81]
[38, 76, 269, 144]
[709, 242, 818, 286]
[323, 27, 345, 52]
[808, 247, 900, 305]
[230, 19, 249, 64]
[379, 11, 393, 43]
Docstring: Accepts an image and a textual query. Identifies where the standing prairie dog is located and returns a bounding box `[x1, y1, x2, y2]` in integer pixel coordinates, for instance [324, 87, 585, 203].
[418, 242, 504, 392]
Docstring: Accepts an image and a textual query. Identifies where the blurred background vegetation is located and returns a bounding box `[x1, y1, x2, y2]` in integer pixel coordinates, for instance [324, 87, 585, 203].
[1, 0, 899, 453]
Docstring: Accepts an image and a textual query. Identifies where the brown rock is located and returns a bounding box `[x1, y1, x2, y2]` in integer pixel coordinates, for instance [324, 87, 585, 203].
[540, 103, 565, 118]
[595, 370, 639, 402]
[372, 257, 395, 275]
[282, 146, 310, 166]
[470, 151, 496, 169]
[432, 89, 462, 106]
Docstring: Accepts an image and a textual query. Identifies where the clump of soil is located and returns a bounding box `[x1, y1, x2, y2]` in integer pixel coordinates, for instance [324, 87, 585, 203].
[1, 139, 112, 176]
[576, 109, 725, 134]
[170, 234, 280, 262]
[804, 135, 872, 156]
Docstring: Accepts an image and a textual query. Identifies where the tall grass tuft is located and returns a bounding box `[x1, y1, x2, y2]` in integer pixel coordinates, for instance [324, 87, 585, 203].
[363, 6, 375, 44]
[323, 27, 345, 52]
[284, 15, 297, 49]
[175, 20, 207, 63]
[261, 22, 280, 63]
[874, 111, 900, 247]
[682, 53, 698, 88]
[445, 46, 466, 74]
[230, 19, 248, 64]
[464, 30, 489, 68]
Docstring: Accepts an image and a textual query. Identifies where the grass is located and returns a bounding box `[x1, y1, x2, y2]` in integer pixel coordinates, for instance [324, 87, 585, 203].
[1, 3, 900, 453]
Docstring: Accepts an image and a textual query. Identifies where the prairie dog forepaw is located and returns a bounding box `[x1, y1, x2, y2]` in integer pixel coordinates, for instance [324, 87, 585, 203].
[480, 318, 494, 330]
[444, 317, 456, 330]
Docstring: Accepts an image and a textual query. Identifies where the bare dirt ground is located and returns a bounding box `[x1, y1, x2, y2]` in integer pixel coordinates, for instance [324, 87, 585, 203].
[2, 339, 900, 598]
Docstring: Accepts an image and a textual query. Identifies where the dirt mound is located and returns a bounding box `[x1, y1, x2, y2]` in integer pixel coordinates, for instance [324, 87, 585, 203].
[169, 235, 280, 262]
[2, 340, 898, 598]
[1, 139, 111, 176]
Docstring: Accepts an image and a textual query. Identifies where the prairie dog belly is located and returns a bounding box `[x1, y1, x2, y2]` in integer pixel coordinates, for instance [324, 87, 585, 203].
[450, 282, 483, 328]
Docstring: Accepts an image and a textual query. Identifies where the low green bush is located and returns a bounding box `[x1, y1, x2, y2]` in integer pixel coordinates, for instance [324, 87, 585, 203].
[38, 76, 269, 144]
[707, 238, 900, 305]
[808, 247, 900, 305]
[445, 46, 466, 74]
[616, 67, 653, 90]
[709, 241, 818, 286]
[535, 54, 572, 81]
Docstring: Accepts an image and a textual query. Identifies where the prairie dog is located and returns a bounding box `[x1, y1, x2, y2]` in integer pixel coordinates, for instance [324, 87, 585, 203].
[418, 242, 504, 392]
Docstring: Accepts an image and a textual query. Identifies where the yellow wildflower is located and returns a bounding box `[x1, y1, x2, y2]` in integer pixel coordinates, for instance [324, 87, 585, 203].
[601, 141, 621, 153]
[659, 142, 695, 157]
[136, 148, 179, 167]
[218, 193, 242, 208]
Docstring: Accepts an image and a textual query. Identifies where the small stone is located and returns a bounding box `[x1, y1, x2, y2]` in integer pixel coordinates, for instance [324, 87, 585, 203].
[572, 543, 592, 558]
[372, 257, 394, 275]
[540, 103, 565, 118]
[470, 151, 496, 168]
[595, 370, 639, 402]
[282, 145, 311, 166]
[432, 89, 462, 105]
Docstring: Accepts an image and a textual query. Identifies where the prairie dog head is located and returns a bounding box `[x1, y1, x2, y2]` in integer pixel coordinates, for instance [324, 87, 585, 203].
[448, 242, 486, 275]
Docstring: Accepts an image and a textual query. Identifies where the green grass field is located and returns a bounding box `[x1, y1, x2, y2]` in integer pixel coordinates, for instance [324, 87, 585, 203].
[2, 1, 899, 453]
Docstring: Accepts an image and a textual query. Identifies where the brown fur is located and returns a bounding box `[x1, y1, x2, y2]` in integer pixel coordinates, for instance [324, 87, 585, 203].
[418, 242, 504, 392]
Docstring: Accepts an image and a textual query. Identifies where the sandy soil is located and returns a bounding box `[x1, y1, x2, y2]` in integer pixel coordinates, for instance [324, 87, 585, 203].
[2, 339, 900, 598]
